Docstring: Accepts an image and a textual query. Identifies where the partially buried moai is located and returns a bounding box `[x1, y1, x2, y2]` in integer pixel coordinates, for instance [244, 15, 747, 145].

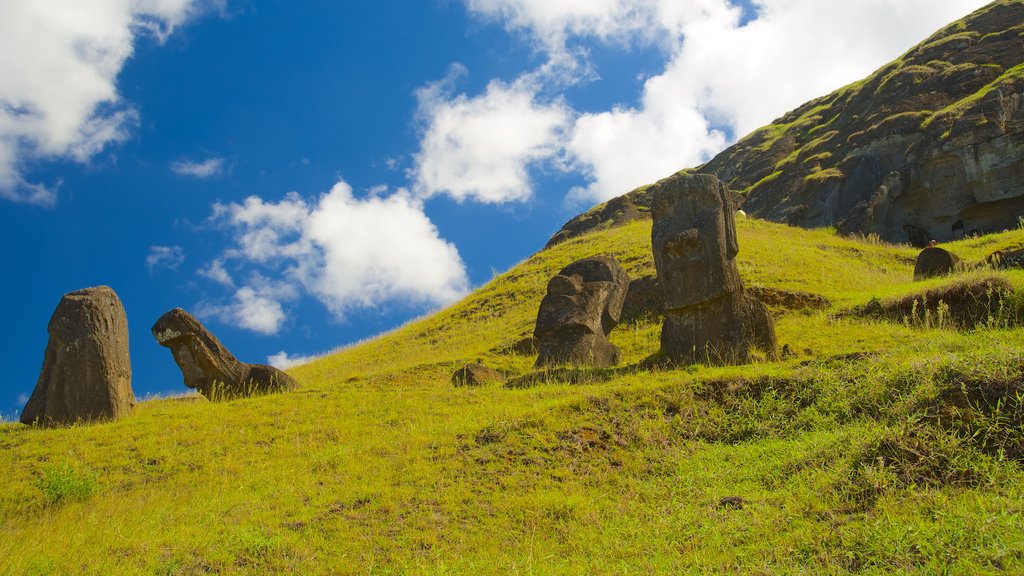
[534, 256, 630, 368]
[651, 173, 777, 364]
[152, 308, 298, 400]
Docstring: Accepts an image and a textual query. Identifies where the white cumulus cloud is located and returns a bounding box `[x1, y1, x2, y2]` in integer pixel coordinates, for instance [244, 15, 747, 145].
[200, 180, 470, 334]
[412, 64, 572, 204]
[171, 157, 225, 178]
[457, 0, 991, 204]
[0, 0, 213, 205]
[267, 351, 319, 370]
[197, 278, 297, 335]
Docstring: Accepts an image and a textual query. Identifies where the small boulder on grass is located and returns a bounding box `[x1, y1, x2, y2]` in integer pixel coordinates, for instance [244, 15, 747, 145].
[914, 246, 962, 280]
[452, 363, 505, 387]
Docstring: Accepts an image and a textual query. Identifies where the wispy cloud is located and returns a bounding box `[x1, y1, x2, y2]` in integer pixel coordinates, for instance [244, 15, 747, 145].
[171, 157, 226, 179]
[146, 245, 186, 273]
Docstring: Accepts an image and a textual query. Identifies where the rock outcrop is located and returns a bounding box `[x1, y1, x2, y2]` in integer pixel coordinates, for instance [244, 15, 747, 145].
[21, 286, 134, 426]
[914, 246, 963, 280]
[533, 256, 630, 367]
[988, 247, 1024, 269]
[652, 174, 778, 364]
[452, 363, 505, 387]
[621, 275, 663, 323]
[152, 308, 298, 400]
[546, 1, 1024, 247]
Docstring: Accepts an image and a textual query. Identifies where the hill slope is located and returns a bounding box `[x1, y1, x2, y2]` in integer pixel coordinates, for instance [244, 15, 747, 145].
[3, 217, 1024, 574]
[548, 0, 1024, 248]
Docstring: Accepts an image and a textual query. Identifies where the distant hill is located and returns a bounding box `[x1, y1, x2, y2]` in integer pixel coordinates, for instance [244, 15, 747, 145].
[548, 0, 1024, 248]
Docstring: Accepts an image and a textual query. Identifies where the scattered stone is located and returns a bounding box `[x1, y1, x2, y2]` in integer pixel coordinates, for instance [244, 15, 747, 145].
[651, 173, 778, 364]
[621, 275, 662, 323]
[452, 363, 505, 387]
[717, 496, 747, 509]
[988, 247, 1024, 269]
[914, 246, 962, 280]
[151, 308, 299, 400]
[21, 286, 134, 426]
[533, 256, 630, 367]
[506, 336, 539, 355]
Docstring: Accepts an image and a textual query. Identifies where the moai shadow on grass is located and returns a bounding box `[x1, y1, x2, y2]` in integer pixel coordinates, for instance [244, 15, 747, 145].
[21, 286, 135, 426]
[651, 173, 778, 365]
[533, 256, 630, 368]
[152, 308, 298, 401]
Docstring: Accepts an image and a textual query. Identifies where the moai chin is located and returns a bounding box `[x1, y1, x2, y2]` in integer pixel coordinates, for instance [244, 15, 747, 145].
[533, 256, 630, 368]
[651, 173, 778, 364]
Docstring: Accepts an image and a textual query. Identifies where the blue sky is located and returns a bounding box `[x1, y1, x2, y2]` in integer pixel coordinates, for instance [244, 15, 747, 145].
[0, 0, 988, 417]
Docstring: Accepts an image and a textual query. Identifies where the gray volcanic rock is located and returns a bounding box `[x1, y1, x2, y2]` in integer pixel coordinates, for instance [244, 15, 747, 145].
[651, 174, 778, 364]
[914, 246, 963, 280]
[621, 275, 663, 323]
[988, 247, 1024, 269]
[534, 256, 630, 367]
[546, 1, 1024, 246]
[152, 308, 298, 400]
[21, 286, 134, 426]
[452, 363, 505, 387]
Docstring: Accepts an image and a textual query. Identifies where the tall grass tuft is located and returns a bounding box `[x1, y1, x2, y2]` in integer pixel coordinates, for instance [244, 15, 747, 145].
[35, 461, 99, 506]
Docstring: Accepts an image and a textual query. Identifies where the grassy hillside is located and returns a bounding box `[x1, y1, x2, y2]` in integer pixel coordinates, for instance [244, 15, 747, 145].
[2, 219, 1024, 574]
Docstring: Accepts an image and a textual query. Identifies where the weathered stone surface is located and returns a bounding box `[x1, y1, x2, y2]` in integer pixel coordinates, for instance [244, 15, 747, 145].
[988, 247, 1024, 269]
[534, 256, 630, 367]
[543, 2, 1024, 246]
[621, 275, 663, 323]
[651, 174, 778, 364]
[914, 246, 962, 280]
[498, 335, 538, 356]
[152, 308, 298, 400]
[21, 286, 134, 426]
[452, 363, 505, 387]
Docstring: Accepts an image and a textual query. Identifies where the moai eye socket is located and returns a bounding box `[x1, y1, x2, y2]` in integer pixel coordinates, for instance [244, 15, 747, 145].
[548, 274, 583, 297]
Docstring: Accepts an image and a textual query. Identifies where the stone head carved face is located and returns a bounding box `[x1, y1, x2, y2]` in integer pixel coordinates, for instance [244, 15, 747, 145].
[534, 257, 629, 340]
[651, 174, 741, 311]
[151, 308, 239, 388]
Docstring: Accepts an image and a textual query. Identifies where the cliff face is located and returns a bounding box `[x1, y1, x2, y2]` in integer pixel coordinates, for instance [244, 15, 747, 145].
[549, 0, 1024, 247]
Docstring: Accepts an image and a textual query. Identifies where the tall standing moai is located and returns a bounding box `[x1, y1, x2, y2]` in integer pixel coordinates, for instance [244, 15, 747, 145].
[533, 256, 630, 368]
[651, 173, 778, 364]
[21, 286, 135, 426]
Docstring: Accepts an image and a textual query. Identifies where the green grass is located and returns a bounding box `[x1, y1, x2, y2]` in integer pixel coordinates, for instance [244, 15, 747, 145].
[2, 219, 1024, 574]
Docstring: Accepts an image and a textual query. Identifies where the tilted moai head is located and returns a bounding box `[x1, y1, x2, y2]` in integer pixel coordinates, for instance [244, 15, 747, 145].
[152, 307, 298, 400]
[151, 308, 246, 395]
[651, 173, 741, 312]
[533, 256, 630, 367]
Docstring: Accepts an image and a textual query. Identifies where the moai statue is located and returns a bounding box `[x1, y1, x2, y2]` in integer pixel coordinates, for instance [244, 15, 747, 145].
[651, 173, 777, 364]
[21, 286, 135, 426]
[152, 308, 298, 400]
[533, 256, 630, 368]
